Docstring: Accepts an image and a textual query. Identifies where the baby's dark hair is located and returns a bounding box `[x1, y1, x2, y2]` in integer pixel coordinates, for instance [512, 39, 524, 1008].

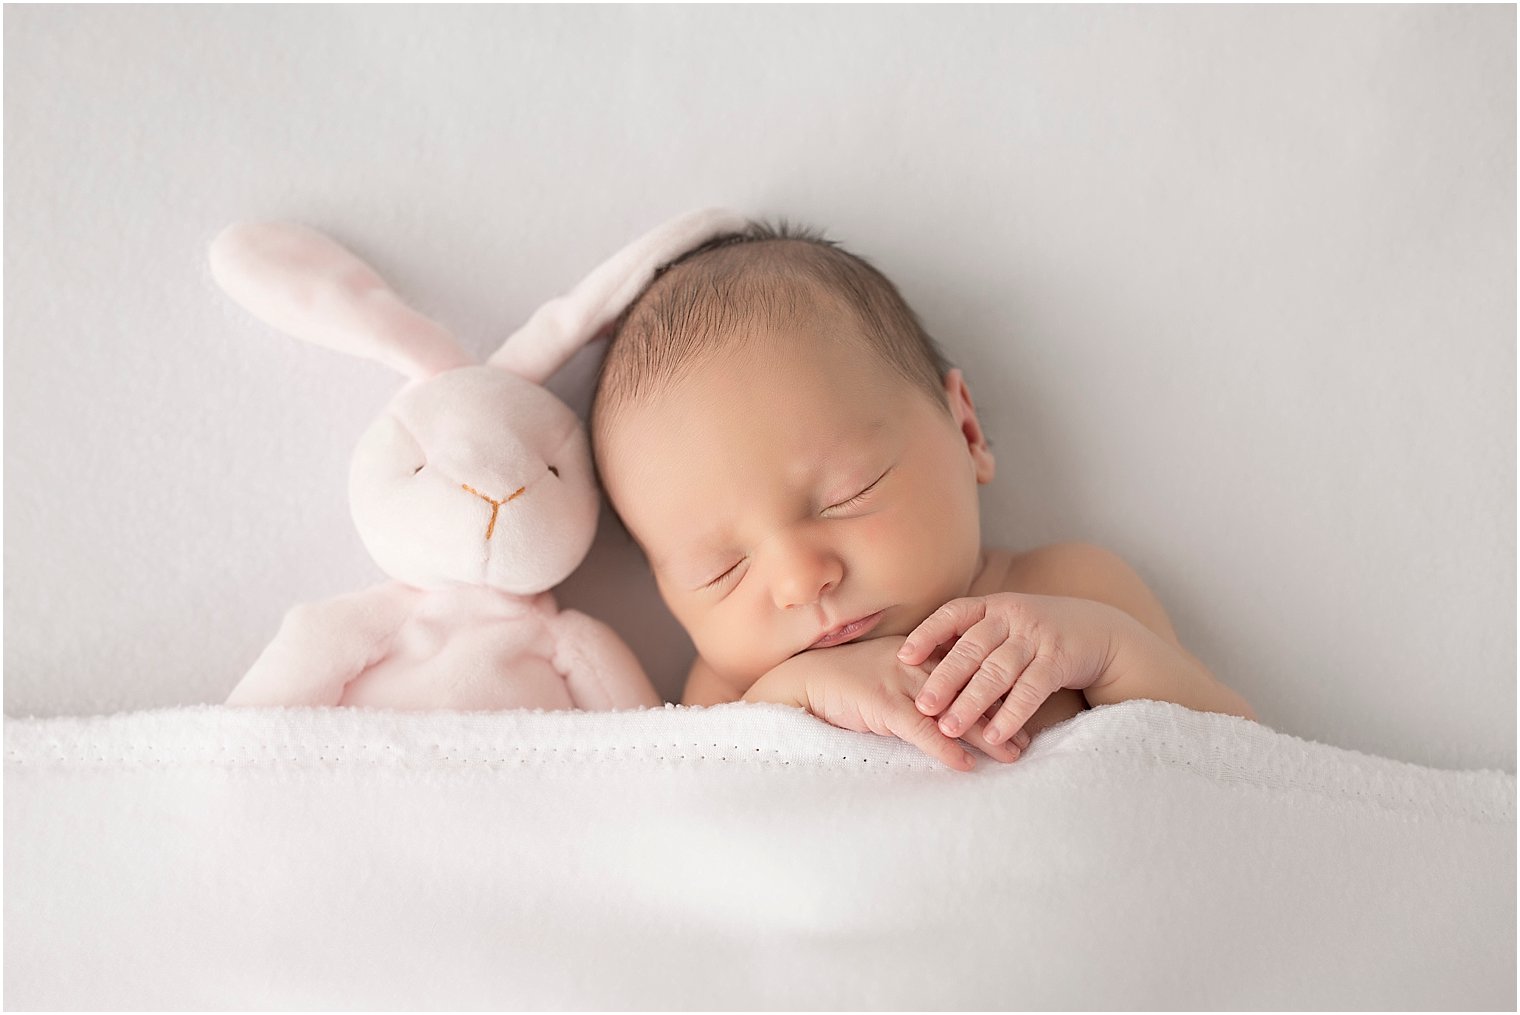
[590, 218, 953, 453]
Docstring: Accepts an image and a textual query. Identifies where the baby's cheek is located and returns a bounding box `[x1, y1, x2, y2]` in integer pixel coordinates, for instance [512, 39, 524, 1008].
[698, 643, 763, 689]
[690, 605, 788, 690]
[860, 506, 968, 593]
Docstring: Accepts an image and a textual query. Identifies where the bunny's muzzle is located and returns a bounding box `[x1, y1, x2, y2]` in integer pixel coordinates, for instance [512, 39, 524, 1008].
[461, 483, 527, 541]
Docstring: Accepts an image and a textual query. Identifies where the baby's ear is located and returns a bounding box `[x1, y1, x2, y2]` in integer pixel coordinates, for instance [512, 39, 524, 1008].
[944, 369, 995, 484]
[488, 208, 750, 384]
[210, 221, 474, 381]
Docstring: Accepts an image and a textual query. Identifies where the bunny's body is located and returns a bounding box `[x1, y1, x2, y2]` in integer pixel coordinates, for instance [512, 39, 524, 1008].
[213, 210, 746, 711]
[230, 584, 650, 711]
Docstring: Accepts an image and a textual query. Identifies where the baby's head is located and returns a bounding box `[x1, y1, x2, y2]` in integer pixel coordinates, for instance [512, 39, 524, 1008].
[591, 221, 996, 690]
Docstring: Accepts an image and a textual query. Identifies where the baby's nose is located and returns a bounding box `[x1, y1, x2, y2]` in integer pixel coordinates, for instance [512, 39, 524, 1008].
[770, 547, 843, 610]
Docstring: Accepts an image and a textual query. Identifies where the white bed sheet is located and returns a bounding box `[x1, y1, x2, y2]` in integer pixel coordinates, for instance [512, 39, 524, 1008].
[5, 699, 1512, 1010]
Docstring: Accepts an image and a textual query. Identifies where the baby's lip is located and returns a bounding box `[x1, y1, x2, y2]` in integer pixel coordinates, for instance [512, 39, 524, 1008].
[809, 610, 886, 650]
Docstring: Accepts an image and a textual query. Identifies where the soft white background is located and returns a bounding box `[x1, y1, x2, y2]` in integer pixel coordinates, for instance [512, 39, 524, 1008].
[4, 5, 1513, 771]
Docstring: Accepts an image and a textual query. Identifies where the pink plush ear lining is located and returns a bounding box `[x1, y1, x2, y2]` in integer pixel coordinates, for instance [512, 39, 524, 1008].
[211, 222, 474, 380]
[487, 208, 751, 384]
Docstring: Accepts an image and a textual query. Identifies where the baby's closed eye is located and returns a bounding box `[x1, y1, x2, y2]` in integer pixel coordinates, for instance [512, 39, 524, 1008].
[701, 559, 747, 591]
[821, 467, 891, 516]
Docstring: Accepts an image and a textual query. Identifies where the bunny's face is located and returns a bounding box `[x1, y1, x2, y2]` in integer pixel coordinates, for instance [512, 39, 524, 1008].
[212, 212, 747, 598]
[348, 366, 599, 594]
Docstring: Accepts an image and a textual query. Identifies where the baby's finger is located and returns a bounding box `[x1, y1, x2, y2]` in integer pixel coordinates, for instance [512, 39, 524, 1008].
[898, 597, 991, 666]
[883, 706, 977, 772]
[984, 655, 1064, 745]
[914, 616, 1008, 716]
[935, 637, 1037, 738]
[962, 716, 1022, 764]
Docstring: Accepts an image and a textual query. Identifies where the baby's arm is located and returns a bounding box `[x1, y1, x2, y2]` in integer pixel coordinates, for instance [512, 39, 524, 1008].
[903, 543, 1255, 743]
[1011, 542, 1255, 720]
[739, 637, 1025, 770]
[1082, 612, 1256, 719]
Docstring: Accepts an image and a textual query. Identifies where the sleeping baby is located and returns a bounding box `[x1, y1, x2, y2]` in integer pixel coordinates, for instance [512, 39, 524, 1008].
[590, 220, 1256, 770]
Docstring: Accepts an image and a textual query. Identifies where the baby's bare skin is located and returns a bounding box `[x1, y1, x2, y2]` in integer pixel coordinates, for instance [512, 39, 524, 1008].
[681, 546, 1086, 770]
[596, 263, 1253, 768]
[684, 547, 1089, 735]
[685, 541, 1254, 769]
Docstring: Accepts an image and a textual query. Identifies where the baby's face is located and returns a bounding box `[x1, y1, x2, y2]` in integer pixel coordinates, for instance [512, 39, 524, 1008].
[598, 307, 995, 691]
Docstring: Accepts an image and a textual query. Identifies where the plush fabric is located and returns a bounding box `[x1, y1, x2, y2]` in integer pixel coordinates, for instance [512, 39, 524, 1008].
[5, 699, 1512, 1010]
[226, 585, 655, 712]
[212, 209, 744, 711]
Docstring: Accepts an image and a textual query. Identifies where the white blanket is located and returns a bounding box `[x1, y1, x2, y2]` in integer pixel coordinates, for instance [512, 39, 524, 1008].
[5, 700, 1513, 1010]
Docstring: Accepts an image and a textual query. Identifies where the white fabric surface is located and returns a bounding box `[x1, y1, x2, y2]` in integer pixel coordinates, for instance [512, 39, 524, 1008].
[6, 699, 1513, 1010]
[4, 6, 1515, 772]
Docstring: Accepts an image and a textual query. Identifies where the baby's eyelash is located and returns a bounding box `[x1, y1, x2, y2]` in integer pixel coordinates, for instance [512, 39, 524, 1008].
[825, 469, 890, 513]
[831, 489, 873, 511]
[703, 559, 744, 591]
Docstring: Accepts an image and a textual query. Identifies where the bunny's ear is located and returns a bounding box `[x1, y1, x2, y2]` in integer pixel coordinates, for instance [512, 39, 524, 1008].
[488, 208, 751, 384]
[210, 222, 474, 380]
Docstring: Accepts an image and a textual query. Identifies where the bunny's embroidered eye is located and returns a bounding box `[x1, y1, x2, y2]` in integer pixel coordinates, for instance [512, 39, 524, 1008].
[414, 465, 425, 475]
[547, 465, 560, 478]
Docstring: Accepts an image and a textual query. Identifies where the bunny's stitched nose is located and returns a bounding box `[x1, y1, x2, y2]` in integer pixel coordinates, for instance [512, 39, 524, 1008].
[462, 483, 526, 540]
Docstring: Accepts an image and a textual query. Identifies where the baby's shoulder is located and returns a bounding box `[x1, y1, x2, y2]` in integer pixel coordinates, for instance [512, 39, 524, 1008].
[976, 541, 1139, 599]
[978, 541, 1182, 643]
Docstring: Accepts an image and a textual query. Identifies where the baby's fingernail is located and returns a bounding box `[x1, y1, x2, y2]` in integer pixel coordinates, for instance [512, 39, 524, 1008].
[897, 643, 914, 659]
[939, 716, 959, 736]
[917, 692, 937, 712]
[1014, 730, 1031, 749]
[961, 751, 975, 769]
[984, 723, 1003, 743]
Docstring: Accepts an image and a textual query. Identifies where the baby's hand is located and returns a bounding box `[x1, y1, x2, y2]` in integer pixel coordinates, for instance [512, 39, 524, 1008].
[768, 636, 1028, 771]
[898, 593, 1122, 746]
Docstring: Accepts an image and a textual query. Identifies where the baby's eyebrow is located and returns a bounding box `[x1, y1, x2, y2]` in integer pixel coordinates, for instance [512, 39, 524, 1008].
[648, 539, 728, 579]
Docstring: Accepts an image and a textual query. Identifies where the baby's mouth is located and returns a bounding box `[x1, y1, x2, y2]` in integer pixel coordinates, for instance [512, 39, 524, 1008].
[809, 610, 886, 650]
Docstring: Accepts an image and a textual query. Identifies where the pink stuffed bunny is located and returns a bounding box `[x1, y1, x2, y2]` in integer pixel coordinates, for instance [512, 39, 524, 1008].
[213, 209, 746, 710]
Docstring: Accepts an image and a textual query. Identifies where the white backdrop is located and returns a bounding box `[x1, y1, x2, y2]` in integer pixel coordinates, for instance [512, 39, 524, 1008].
[4, 5, 1513, 771]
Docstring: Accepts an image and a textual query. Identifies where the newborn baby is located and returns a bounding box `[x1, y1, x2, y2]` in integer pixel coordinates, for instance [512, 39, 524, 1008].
[591, 220, 1255, 769]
